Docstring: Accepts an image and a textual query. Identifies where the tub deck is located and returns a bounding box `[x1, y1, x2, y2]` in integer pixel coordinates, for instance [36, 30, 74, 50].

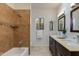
[2, 47, 29, 56]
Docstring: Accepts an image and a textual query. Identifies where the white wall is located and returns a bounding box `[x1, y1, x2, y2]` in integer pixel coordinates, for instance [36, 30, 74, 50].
[30, 4, 58, 47]
[58, 3, 79, 39]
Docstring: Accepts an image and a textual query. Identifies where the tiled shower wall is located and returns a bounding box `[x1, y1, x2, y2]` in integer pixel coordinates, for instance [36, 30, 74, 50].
[0, 25, 14, 54]
[14, 10, 30, 47]
[0, 3, 30, 54]
[0, 4, 20, 54]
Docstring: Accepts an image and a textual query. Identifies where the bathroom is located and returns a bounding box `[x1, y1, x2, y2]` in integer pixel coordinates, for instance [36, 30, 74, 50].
[0, 3, 79, 56]
[30, 3, 79, 56]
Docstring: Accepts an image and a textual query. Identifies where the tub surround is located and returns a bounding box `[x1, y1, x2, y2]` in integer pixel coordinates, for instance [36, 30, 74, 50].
[14, 10, 30, 47]
[0, 4, 20, 54]
[2, 47, 29, 56]
[0, 3, 30, 55]
[0, 4, 20, 26]
[49, 35, 79, 56]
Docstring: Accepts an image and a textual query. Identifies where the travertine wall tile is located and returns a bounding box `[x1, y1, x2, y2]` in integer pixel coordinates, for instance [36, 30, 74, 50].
[0, 25, 14, 53]
[14, 10, 30, 47]
[0, 4, 20, 54]
[0, 4, 20, 26]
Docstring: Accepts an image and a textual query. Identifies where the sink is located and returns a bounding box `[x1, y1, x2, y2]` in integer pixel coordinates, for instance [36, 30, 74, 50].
[57, 37, 65, 39]
[57, 35, 79, 47]
[57, 36, 66, 39]
[66, 42, 79, 47]
[58, 38, 78, 47]
[62, 39, 79, 47]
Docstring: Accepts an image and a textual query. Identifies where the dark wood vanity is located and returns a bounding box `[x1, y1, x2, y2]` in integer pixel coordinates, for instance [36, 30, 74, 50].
[49, 36, 79, 56]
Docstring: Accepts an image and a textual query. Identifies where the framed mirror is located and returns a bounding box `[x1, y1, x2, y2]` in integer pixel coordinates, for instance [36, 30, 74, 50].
[49, 20, 53, 31]
[58, 14, 65, 31]
[70, 6, 79, 32]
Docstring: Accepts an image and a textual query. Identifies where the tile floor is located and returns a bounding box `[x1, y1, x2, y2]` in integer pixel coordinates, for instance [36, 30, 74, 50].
[30, 46, 51, 56]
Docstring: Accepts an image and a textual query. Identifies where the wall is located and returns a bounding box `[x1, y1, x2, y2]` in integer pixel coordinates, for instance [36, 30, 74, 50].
[0, 4, 20, 54]
[58, 3, 79, 39]
[14, 10, 30, 47]
[30, 4, 58, 47]
[0, 25, 14, 54]
[6, 3, 31, 47]
[0, 4, 20, 26]
[0, 3, 30, 54]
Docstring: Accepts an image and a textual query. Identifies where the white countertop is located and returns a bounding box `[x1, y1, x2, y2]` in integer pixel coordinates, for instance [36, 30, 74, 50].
[50, 35, 79, 51]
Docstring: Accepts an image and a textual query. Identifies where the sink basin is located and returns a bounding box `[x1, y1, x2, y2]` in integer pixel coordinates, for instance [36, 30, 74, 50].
[56, 35, 79, 47]
[66, 42, 79, 47]
[58, 38, 78, 47]
[57, 37, 65, 39]
[57, 36, 66, 39]
[62, 39, 79, 47]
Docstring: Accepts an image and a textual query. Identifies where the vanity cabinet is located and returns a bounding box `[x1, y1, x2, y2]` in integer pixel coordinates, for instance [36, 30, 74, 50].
[56, 41, 71, 56]
[49, 36, 57, 56]
[49, 36, 70, 56]
[49, 36, 79, 56]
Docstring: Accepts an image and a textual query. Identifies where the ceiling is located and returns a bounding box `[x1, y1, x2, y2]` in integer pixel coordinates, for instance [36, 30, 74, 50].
[7, 3, 31, 9]
[7, 3, 61, 10]
[32, 3, 61, 9]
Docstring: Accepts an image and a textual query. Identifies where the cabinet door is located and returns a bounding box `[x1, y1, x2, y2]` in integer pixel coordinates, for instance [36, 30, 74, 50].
[56, 42, 71, 56]
[49, 37, 56, 56]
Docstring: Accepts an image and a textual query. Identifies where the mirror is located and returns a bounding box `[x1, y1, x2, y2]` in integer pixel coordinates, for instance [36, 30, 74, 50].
[70, 6, 79, 32]
[58, 14, 65, 31]
[49, 21, 53, 31]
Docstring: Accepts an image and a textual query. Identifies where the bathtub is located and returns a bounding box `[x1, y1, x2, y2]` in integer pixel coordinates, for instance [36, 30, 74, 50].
[2, 47, 29, 56]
